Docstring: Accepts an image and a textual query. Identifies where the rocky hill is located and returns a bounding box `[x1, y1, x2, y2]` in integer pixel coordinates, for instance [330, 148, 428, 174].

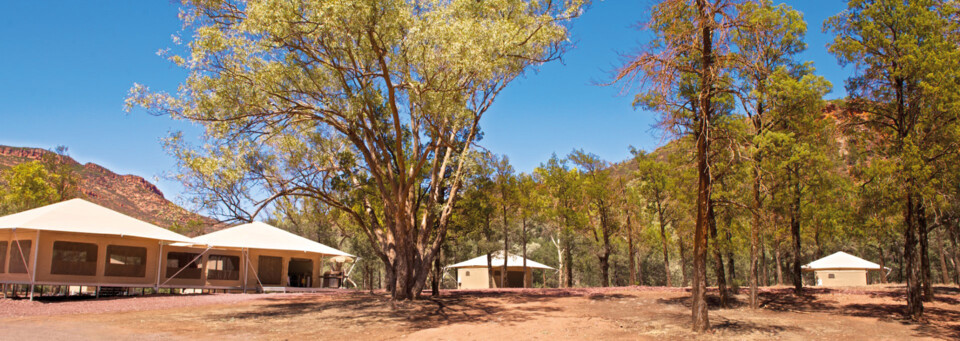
[0, 145, 215, 233]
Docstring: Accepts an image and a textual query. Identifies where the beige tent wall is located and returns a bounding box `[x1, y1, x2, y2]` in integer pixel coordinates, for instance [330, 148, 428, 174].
[814, 269, 868, 286]
[0, 229, 35, 284]
[244, 248, 325, 289]
[159, 245, 244, 290]
[457, 267, 490, 289]
[0, 229, 161, 287]
[457, 266, 533, 289]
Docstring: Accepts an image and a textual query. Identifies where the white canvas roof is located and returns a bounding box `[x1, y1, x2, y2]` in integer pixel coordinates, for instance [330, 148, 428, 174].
[802, 251, 882, 271]
[0, 199, 192, 243]
[448, 253, 555, 270]
[190, 221, 353, 258]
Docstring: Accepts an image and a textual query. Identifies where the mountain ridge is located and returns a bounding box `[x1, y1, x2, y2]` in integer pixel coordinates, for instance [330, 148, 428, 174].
[0, 145, 215, 234]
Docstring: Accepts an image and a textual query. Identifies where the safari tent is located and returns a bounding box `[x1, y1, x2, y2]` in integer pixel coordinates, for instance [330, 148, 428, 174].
[188, 222, 354, 292]
[0, 199, 356, 299]
[448, 253, 554, 289]
[802, 251, 887, 287]
[0, 199, 194, 299]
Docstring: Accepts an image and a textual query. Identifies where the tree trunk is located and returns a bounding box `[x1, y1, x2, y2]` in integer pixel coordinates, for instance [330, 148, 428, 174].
[487, 253, 494, 288]
[628, 214, 637, 286]
[599, 205, 612, 287]
[522, 215, 529, 288]
[950, 218, 960, 286]
[564, 232, 574, 288]
[790, 167, 803, 295]
[432, 252, 441, 296]
[502, 205, 509, 289]
[918, 201, 932, 301]
[679, 234, 690, 287]
[878, 242, 888, 284]
[904, 191, 924, 320]
[726, 228, 736, 286]
[638, 251, 645, 286]
[553, 236, 564, 287]
[749, 160, 762, 309]
[775, 243, 783, 286]
[937, 226, 949, 284]
[709, 202, 728, 308]
[760, 236, 768, 287]
[657, 201, 673, 287]
[691, 1, 712, 330]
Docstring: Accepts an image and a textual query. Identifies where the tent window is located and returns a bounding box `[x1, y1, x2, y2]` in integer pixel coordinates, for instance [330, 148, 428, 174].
[166, 252, 202, 279]
[104, 245, 147, 277]
[465, 271, 470, 276]
[828, 273, 835, 279]
[258, 255, 283, 285]
[51, 241, 98, 276]
[9, 240, 32, 274]
[0, 241, 6, 274]
[207, 255, 240, 281]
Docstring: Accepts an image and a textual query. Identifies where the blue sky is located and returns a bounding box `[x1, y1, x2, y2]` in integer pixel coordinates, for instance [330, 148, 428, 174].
[0, 1, 850, 204]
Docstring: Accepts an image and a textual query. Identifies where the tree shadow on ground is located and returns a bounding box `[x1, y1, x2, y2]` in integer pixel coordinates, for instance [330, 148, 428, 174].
[654, 289, 744, 310]
[758, 287, 960, 340]
[710, 316, 804, 335]
[214, 291, 566, 332]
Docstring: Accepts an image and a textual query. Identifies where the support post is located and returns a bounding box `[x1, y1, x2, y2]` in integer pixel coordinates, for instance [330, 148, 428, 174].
[155, 241, 164, 293]
[29, 230, 40, 301]
[241, 249, 248, 293]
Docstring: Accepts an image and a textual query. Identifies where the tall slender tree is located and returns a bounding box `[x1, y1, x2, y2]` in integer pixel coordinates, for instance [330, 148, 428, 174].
[827, 0, 960, 320]
[569, 150, 617, 287]
[615, 0, 742, 332]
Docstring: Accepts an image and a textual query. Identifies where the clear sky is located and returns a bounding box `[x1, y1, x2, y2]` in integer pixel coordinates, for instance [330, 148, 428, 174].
[0, 1, 850, 204]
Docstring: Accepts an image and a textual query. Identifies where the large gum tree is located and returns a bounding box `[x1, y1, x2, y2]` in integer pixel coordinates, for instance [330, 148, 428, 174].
[128, 0, 583, 300]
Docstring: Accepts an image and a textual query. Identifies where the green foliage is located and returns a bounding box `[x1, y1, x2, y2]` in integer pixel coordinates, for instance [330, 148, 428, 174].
[0, 161, 60, 214]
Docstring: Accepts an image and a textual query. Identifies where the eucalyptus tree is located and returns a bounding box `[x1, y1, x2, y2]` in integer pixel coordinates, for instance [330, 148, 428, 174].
[614, 0, 743, 330]
[128, 0, 584, 300]
[569, 149, 617, 287]
[827, 0, 960, 319]
[0, 161, 60, 214]
[516, 172, 541, 286]
[491, 153, 517, 288]
[761, 65, 832, 296]
[534, 154, 582, 287]
[633, 149, 676, 287]
[731, 0, 814, 304]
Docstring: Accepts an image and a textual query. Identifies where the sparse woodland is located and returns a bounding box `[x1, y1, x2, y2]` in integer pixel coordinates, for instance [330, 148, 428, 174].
[111, 0, 960, 332]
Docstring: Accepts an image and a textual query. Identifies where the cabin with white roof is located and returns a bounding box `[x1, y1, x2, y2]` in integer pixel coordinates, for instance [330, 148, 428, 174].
[448, 253, 554, 289]
[802, 251, 887, 287]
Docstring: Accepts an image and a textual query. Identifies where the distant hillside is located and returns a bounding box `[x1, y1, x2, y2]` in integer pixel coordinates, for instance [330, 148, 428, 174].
[0, 145, 215, 233]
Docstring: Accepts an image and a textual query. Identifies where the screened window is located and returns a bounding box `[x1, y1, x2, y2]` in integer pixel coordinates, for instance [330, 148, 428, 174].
[207, 255, 240, 280]
[51, 241, 98, 276]
[166, 252, 202, 279]
[828, 273, 835, 279]
[8, 240, 32, 274]
[104, 245, 147, 277]
[465, 271, 470, 276]
[0, 241, 6, 274]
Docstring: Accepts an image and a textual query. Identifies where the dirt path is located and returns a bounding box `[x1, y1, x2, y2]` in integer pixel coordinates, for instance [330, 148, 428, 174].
[1, 286, 956, 340]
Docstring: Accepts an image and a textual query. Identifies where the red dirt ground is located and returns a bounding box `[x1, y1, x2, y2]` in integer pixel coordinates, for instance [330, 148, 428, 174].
[0, 285, 957, 340]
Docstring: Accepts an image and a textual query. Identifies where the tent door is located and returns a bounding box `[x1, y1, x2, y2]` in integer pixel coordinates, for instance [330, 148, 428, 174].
[288, 258, 313, 288]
